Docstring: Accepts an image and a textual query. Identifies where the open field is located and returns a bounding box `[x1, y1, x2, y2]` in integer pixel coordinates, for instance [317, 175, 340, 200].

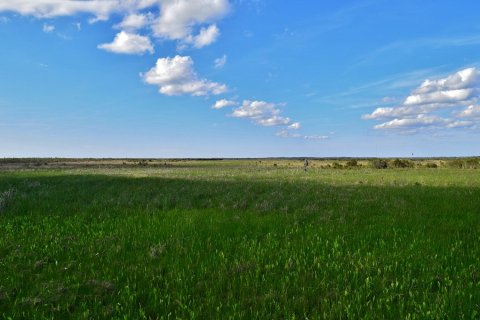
[1, 159, 480, 319]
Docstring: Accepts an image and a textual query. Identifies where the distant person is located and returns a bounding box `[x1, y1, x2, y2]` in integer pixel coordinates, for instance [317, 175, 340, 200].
[304, 158, 309, 172]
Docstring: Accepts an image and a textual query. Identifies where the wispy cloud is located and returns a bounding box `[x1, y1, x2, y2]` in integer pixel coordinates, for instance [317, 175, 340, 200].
[304, 134, 329, 140]
[214, 54, 227, 69]
[72, 22, 81, 31]
[42, 23, 55, 33]
[356, 35, 480, 67]
[316, 66, 446, 111]
[276, 129, 301, 138]
[276, 130, 328, 140]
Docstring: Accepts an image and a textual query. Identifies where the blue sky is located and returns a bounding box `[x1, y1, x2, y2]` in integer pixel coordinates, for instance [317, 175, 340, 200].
[1, 0, 480, 158]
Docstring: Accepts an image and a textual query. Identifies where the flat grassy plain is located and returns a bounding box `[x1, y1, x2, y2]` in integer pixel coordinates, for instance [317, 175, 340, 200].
[1, 159, 480, 319]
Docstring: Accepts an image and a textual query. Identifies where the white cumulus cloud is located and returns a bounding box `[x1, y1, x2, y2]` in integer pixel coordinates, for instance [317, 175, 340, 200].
[404, 88, 475, 106]
[227, 100, 324, 139]
[0, 0, 230, 50]
[214, 99, 320, 139]
[98, 31, 154, 55]
[0, 0, 125, 20]
[288, 122, 301, 130]
[153, 0, 229, 42]
[142, 55, 227, 96]
[373, 115, 444, 130]
[179, 24, 220, 50]
[1, 0, 323, 139]
[363, 67, 480, 133]
[412, 67, 479, 95]
[115, 12, 152, 31]
[213, 99, 237, 109]
[256, 115, 291, 126]
[231, 100, 292, 127]
[457, 105, 480, 119]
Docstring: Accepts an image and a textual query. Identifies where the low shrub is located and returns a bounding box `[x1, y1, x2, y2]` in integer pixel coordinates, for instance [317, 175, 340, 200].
[346, 159, 358, 167]
[447, 158, 480, 169]
[371, 159, 388, 169]
[391, 159, 414, 168]
[465, 158, 480, 169]
[332, 162, 343, 169]
[137, 160, 148, 166]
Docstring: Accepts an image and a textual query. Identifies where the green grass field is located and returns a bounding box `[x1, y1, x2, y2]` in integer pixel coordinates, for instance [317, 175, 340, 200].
[1, 159, 480, 319]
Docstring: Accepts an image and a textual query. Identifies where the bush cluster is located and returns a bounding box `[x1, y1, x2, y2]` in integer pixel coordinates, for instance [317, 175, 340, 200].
[370, 159, 414, 169]
[137, 160, 149, 166]
[390, 159, 414, 168]
[371, 159, 388, 169]
[346, 159, 358, 167]
[447, 158, 480, 169]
